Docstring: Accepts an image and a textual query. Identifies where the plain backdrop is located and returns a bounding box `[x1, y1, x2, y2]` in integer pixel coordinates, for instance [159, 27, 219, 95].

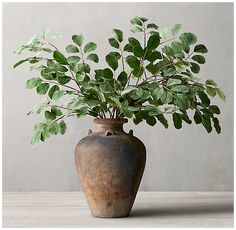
[3, 2, 234, 191]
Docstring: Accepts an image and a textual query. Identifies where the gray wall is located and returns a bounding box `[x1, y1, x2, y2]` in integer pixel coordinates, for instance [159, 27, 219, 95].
[3, 2, 233, 191]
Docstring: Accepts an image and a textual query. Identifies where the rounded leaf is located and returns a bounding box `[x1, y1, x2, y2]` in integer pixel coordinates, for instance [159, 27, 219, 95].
[65, 45, 79, 53]
[194, 44, 208, 53]
[192, 55, 206, 64]
[53, 51, 68, 65]
[36, 83, 49, 95]
[108, 38, 119, 48]
[126, 55, 140, 68]
[84, 42, 97, 53]
[72, 34, 84, 46]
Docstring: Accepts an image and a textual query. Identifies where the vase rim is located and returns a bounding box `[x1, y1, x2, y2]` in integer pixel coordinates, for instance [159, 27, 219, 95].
[93, 118, 128, 125]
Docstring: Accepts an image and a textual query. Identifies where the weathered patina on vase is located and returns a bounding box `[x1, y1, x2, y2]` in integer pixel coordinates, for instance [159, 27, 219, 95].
[75, 118, 146, 218]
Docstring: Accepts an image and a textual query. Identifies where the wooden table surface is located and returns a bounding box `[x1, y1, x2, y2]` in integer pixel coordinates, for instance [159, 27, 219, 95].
[3, 192, 233, 228]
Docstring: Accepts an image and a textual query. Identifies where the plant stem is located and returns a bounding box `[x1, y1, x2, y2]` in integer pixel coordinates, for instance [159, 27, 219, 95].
[159, 37, 177, 45]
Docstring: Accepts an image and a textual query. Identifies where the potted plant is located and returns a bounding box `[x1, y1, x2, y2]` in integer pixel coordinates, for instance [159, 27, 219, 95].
[14, 16, 225, 218]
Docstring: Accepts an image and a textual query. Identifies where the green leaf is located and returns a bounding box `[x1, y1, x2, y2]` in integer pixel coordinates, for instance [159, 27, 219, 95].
[180, 32, 197, 46]
[133, 45, 144, 57]
[65, 45, 79, 53]
[58, 75, 71, 85]
[87, 53, 99, 63]
[163, 67, 176, 77]
[167, 78, 181, 86]
[171, 41, 184, 54]
[124, 44, 133, 52]
[216, 88, 226, 102]
[36, 83, 49, 95]
[206, 79, 217, 86]
[202, 114, 212, 133]
[53, 51, 68, 65]
[45, 111, 56, 120]
[106, 53, 118, 70]
[84, 42, 97, 53]
[157, 114, 168, 128]
[72, 34, 84, 46]
[121, 85, 136, 95]
[192, 55, 206, 64]
[190, 62, 200, 73]
[198, 91, 210, 106]
[128, 37, 141, 47]
[78, 63, 90, 73]
[31, 131, 41, 146]
[171, 24, 181, 36]
[146, 63, 158, 74]
[68, 56, 80, 63]
[113, 29, 123, 42]
[117, 71, 127, 83]
[13, 59, 29, 68]
[206, 86, 216, 97]
[26, 77, 42, 89]
[173, 113, 182, 129]
[194, 110, 202, 124]
[212, 117, 221, 134]
[174, 94, 190, 110]
[130, 17, 142, 26]
[130, 27, 143, 33]
[209, 105, 220, 114]
[146, 116, 157, 126]
[100, 82, 113, 93]
[152, 87, 164, 101]
[59, 120, 67, 135]
[147, 34, 160, 50]
[126, 55, 140, 68]
[171, 85, 189, 93]
[161, 91, 173, 104]
[162, 46, 174, 56]
[76, 107, 88, 118]
[40, 129, 50, 142]
[76, 71, 86, 81]
[147, 23, 158, 30]
[51, 107, 63, 116]
[133, 66, 144, 78]
[194, 44, 208, 53]
[159, 27, 169, 39]
[49, 122, 60, 135]
[102, 68, 113, 79]
[52, 90, 64, 100]
[122, 106, 133, 118]
[48, 85, 59, 99]
[108, 38, 119, 48]
[146, 51, 162, 62]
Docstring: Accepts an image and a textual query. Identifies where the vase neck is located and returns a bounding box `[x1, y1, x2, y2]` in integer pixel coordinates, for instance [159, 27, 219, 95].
[94, 118, 128, 133]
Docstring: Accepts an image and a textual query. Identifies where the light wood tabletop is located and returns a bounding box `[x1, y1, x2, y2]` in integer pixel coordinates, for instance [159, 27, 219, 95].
[3, 191, 233, 228]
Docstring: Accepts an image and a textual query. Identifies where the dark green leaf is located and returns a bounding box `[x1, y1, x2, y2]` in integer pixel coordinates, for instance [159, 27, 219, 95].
[192, 55, 206, 64]
[190, 62, 200, 73]
[53, 51, 68, 65]
[126, 55, 140, 68]
[202, 114, 212, 133]
[58, 75, 71, 85]
[108, 38, 119, 48]
[133, 45, 144, 57]
[146, 51, 162, 62]
[48, 85, 59, 99]
[102, 68, 113, 79]
[106, 53, 118, 71]
[59, 120, 67, 135]
[13, 59, 29, 68]
[206, 79, 217, 86]
[36, 83, 49, 95]
[173, 113, 182, 129]
[130, 17, 142, 26]
[157, 114, 168, 128]
[65, 45, 79, 53]
[146, 63, 158, 74]
[87, 53, 99, 63]
[72, 34, 84, 46]
[147, 34, 160, 50]
[194, 110, 202, 124]
[122, 106, 133, 118]
[128, 37, 141, 47]
[117, 71, 127, 83]
[45, 111, 56, 120]
[51, 107, 63, 116]
[68, 56, 80, 63]
[124, 44, 133, 52]
[198, 91, 210, 106]
[133, 66, 143, 78]
[84, 42, 97, 53]
[113, 29, 123, 42]
[147, 23, 158, 29]
[212, 117, 221, 134]
[194, 44, 208, 53]
[146, 116, 157, 126]
[209, 105, 220, 114]
[174, 94, 190, 110]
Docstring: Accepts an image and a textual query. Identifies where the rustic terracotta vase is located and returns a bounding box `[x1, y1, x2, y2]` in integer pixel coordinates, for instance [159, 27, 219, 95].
[75, 118, 146, 218]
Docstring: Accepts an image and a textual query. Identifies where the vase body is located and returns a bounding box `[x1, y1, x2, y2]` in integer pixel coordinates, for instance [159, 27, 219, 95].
[75, 118, 146, 218]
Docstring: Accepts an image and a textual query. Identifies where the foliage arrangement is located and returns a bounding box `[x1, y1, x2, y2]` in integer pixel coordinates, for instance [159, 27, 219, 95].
[14, 17, 225, 145]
